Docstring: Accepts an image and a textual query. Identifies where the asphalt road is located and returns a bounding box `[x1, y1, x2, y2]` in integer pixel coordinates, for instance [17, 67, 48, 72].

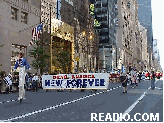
[0, 78, 163, 122]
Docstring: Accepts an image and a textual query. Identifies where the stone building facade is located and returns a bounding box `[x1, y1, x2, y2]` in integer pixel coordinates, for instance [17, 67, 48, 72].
[138, 23, 149, 71]
[0, 0, 41, 73]
[72, 0, 99, 73]
[117, 0, 139, 72]
[137, 0, 153, 71]
[63, 0, 99, 73]
[152, 39, 161, 71]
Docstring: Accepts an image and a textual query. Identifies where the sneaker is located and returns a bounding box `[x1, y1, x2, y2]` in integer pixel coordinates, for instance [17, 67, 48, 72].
[123, 92, 126, 93]
[125, 91, 127, 93]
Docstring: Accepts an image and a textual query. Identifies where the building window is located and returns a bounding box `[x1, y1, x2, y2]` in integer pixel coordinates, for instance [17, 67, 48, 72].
[127, 1, 130, 9]
[102, 4, 107, 7]
[96, 4, 101, 8]
[74, 5, 77, 11]
[11, 7, 18, 20]
[21, 11, 28, 24]
[22, 0, 28, 3]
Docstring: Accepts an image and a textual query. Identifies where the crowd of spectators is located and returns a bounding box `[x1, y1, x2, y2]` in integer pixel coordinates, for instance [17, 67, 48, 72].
[0, 72, 42, 93]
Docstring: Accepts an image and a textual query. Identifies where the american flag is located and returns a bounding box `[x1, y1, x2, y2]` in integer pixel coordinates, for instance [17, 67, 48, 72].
[30, 23, 43, 46]
[3, 73, 12, 86]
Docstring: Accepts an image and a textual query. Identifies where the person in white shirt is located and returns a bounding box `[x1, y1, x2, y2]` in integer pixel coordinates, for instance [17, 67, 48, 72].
[32, 73, 39, 92]
[14, 52, 31, 104]
[127, 73, 132, 85]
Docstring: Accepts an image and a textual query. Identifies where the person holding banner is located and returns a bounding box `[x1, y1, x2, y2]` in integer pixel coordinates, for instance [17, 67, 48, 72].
[14, 52, 31, 104]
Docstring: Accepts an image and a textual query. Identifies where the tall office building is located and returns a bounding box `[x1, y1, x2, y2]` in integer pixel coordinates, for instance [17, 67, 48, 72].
[153, 39, 160, 70]
[137, 0, 153, 69]
[93, 0, 118, 72]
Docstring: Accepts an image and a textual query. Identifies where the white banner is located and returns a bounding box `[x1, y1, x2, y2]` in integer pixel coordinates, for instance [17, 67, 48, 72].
[42, 73, 109, 89]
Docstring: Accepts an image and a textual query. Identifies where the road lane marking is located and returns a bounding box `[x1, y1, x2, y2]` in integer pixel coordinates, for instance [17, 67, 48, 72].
[1, 85, 123, 121]
[0, 98, 26, 104]
[116, 80, 158, 122]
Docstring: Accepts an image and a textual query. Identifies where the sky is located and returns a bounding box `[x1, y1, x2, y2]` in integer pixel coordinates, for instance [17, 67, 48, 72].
[151, 0, 164, 71]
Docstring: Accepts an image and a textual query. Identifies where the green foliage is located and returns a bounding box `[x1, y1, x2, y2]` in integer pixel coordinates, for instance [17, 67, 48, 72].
[0, 71, 6, 78]
[90, 11, 94, 15]
[89, 4, 101, 27]
[90, 4, 95, 12]
[0, 71, 6, 75]
[0, 45, 4, 66]
[94, 19, 100, 27]
[28, 40, 50, 74]
[54, 51, 72, 74]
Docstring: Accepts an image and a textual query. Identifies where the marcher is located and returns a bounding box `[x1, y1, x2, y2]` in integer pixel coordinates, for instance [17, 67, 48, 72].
[25, 73, 29, 90]
[38, 74, 42, 89]
[28, 74, 33, 90]
[14, 52, 31, 104]
[133, 71, 138, 86]
[32, 73, 39, 92]
[138, 71, 142, 83]
[151, 71, 156, 89]
[127, 73, 132, 85]
[120, 73, 128, 93]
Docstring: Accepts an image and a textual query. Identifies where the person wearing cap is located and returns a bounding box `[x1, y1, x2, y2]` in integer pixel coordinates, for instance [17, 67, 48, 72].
[14, 52, 31, 104]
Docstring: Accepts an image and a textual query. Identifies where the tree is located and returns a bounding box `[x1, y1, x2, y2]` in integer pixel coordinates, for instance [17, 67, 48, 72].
[89, 4, 100, 27]
[28, 40, 50, 74]
[54, 51, 72, 74]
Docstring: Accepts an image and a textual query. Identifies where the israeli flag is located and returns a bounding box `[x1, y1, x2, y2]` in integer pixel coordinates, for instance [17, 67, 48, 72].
[3, 74, 12, 86]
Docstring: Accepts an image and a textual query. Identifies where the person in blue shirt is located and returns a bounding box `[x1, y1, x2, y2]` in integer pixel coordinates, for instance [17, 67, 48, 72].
[14, 52, 31, 104]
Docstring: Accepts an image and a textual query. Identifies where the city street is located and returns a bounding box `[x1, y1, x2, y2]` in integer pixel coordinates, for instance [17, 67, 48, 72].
[0, 78, 163, 122]
[0, 0, 163, 122]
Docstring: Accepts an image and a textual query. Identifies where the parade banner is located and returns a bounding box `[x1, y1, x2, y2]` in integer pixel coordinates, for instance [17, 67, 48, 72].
[42, 73, 109, 89]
